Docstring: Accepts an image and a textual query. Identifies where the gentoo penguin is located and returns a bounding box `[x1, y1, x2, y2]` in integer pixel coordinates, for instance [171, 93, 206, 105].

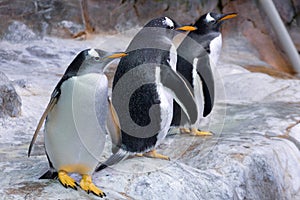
[28, 49, 127, 197]
[171, 12, 237, 135]
[96, 17, 198, 171]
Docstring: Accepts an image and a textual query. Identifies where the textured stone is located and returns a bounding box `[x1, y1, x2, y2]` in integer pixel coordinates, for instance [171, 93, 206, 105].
[3, 21, 37, 43]
[0, 34, 300, 199]
[0, 0, 83, 38]
[273, 0, 295, 24]
[0, 71, 22, 118]
[1, 0, 300, 76]
[221, 0, 294, 74]
[0, 0, 219, 38]
[289, 26, 300, 52]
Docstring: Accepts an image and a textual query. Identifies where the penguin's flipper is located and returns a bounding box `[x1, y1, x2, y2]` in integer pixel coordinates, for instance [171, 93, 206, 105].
[160, 64, 198, 124]
[196, 56, 215, 117]
[28, 97, 58, 157]
[106, 98, 121, 154]
[79, 175, 106, 197]
[95, 148, 129, 172]
[39, 152, 58, 179]
[39, 167, 58, 179]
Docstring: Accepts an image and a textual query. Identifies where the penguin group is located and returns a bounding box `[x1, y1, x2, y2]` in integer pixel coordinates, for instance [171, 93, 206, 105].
[28, 12, 237, 197]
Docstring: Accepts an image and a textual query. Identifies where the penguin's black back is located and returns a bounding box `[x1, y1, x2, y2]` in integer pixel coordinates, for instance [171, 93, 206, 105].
[112, 48, 170, 153]
[51, 50, 87, 100]
[112, 16, 178, 153]
[113, 49, 158, 88]
[121, 128, 159, 153]
[171, 26, 218, 126]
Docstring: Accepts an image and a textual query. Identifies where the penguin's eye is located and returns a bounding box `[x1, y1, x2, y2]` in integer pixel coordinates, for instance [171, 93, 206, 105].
[94, 57, 100, 61]
[168, 25, 174, 30]
[210, 19, 217, 24]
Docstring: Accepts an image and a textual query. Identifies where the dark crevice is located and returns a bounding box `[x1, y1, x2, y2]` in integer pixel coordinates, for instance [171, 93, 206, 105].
[133, 1, 139, 17]
[217, 0, 224, 12]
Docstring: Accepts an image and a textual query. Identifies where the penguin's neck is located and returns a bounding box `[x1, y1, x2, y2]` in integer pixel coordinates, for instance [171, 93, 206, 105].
[208, 34, 222, 66]
[76, 64, 105, 76]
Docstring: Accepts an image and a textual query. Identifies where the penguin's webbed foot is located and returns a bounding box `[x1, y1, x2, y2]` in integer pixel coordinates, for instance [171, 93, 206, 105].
[180, 128, 213, 136]
[190, 128, 213, 136]
[143, 150, 170, 161]
[80, 174, 106, 198]
[58, 170, 78, 190]
[179, 128, 191, 134]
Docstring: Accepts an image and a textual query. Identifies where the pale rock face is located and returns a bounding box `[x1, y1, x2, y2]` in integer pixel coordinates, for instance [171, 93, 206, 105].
[0, 23, 300, 199]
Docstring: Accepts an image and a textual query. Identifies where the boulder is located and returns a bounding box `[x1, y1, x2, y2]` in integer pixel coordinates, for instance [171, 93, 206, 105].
[0, 71, 22, 118]
[221, 0, 295, 74]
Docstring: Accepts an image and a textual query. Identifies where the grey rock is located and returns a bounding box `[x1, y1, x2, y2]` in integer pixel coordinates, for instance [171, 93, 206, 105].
[2, 103, 300, 199]
[0, 71, 22, 118]
[0, 0, 217, 37]
[26, 46, 59, 59]
[57, 20, 85, 36]
[3, 21, 37, 43]
[221, 0, 295, 73]
[0, 32, 299, 199]
[0, 0, 299, 77]
[273, 0, 295, 24]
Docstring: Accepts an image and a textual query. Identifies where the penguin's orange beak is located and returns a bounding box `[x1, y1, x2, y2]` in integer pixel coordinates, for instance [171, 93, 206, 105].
[218, 13, 238, 22]
[176, 26, 197, 31]
[106, 52, 128, 59]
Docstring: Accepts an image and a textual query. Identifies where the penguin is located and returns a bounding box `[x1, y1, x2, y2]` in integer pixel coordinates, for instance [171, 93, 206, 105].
[171, 12, 237, 135]
[96, 17, 198, 171]
[28, 48, 127, 197]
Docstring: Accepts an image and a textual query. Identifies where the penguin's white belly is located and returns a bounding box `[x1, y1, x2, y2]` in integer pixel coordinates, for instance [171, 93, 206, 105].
[192, 58, 204, 127]
[209, 34, 222, 66]
[156, 84, 173, 146]
[45, 73, 107, 175]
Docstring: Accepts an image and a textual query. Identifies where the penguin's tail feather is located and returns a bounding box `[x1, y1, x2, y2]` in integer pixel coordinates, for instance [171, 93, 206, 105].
[39, 168, 58, 179]
[95, 148, 129, 172]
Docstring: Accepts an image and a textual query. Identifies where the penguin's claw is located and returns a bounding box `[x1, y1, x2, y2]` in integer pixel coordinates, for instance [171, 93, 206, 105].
[80, 175, 106, 198]
[143, 150, 170, 161]
[190, 128, 213, 136]
[58, 170, 77, 190]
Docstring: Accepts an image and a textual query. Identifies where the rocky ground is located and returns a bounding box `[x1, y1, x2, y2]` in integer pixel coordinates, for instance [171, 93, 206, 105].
[0, 23, 300, 199]
[1, 1, 300, 199]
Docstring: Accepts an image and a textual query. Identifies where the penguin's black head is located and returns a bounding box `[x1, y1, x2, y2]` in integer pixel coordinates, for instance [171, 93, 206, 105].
[144, 17, 197, 33]
[65, 49, 127, 76]
[194, 12, 237, 34]
[144, 17, 177, 30]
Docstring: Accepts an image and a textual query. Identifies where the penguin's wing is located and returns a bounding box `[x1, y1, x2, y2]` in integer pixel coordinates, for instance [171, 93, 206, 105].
[161, 64, 198, 124]
[28, 94, 58, 157]
[106, 98, 121, 154]
[196, 54, 215, 117]
[95, 148, 129, 172]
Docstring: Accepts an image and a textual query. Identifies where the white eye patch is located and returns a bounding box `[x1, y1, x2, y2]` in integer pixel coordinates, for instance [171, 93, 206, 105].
[88, 49, 99, 57]
[205, 13, 216, 22]
[164, 17, 174, 28]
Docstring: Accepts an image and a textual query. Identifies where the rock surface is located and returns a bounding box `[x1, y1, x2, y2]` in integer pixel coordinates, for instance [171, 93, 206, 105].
[0, 71, 22, 118]
[221, 0, 295, 74]
[0, 30, 300, 199]
[1, 0, 299, 75]
[0, 1, 300, 199]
